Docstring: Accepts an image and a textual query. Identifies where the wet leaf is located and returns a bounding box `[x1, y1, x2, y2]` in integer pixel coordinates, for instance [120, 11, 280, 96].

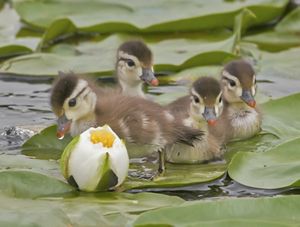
[0, 154, 61, 179]
[50, 192, 184, 226]
[242, 44, 300, 99]
[262, 93, 300, 140]
[226, 93, 300, 160]
[0, 4, 40, 58]
[0, 34, 236, 76]
[124, 162, 226, 190]
[228, 138, 300, 189]
[227, 93, 300, 189]
[22, 125, 72, 160]
[13, 0, 288, 43]
[0, 170, 74, 198]
[0, 195, 71, 227]
[133, 195, 300, 226]
[0, 44, 33, 59]
[0, 191, 183, 227]
[244, 7, 300, 51]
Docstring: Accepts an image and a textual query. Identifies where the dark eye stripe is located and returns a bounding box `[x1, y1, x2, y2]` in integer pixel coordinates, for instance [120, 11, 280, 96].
[74, 86, 87, 99]
[119, 57, 134, 64]
[222, 77, 236, 86]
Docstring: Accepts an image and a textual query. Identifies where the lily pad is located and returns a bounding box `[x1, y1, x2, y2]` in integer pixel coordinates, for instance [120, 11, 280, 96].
[133, 195, 300, 226]
[226, 93, 300, 189]
[226, 93, 300, 160]
[49, 192, 184, 226]
[22, 125, 72, 160]
[228, 138, 300, 189]
[0, 191, 183, 227]
[0, 195, 72, 227]
[262, 93, 300, 140]
[241, 45, 300, 99]
[124, 162, 226, 190]
[14, 0, 288, 44]
[0, 34, 236, 76]
[244, 7, 300, 51]
[0, 4, 40, 58]
[0, 170, 74, 198]
[0, 154, 61, 179]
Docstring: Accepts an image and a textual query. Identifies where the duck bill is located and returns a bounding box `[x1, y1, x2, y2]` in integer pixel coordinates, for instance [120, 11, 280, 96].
[140, 68, 159, 86]
[203, 107, 217, 126]
[241, 90, 256, 108]
[56, 114, 71, 139]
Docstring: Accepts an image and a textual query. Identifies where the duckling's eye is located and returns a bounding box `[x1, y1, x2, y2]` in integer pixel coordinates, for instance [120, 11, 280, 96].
[219, 97, 222, 103]
[126, 60, 135, 67]
[193, 95, 200, 103]
[229, 80, 236, 87]
[68, 98, 76, 107]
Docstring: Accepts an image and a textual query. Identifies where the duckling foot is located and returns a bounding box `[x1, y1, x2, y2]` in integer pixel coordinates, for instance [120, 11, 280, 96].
[150, 149, 166, 181]
[149, 169, 165, 181]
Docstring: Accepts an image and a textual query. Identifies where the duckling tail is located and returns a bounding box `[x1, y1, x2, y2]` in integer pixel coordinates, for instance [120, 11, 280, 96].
[175, 126, 203, 147]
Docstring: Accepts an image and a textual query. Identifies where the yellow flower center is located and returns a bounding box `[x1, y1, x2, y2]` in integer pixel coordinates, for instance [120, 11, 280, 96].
[90, 129, 115, 148]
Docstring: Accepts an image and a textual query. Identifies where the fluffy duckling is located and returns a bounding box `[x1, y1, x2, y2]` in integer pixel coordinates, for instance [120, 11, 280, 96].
[165, 77, 224, 163]
[50, 72, 202, 173]
[116, 40, 159, 98]
[212, 59, 262, 142]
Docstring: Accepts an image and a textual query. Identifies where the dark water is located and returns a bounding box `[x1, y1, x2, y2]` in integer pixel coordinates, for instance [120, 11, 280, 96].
[1, 74, 299, 200]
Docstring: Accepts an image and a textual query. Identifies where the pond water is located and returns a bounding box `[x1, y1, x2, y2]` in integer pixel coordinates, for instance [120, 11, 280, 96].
[1, 74, 299, 200]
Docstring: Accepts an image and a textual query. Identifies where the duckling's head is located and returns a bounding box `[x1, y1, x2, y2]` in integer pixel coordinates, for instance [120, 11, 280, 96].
[116, 40, 158, 88]
[190, 77, 223, 126]
[221, 59, 257, 108]
[50, 72, 97, 138]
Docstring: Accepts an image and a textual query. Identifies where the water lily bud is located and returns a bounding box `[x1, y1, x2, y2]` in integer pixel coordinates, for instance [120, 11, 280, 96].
[60, 125, 129, 192]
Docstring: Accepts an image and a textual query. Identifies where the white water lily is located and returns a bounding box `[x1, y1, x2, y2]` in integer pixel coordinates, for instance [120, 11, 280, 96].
[60, 125, 129, 192]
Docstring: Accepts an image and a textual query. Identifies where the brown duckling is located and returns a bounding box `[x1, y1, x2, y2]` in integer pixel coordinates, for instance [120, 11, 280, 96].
[50, 72, 202, 173]
[165, 77, 224, 163]
[116, 40, 159, 98]
[212, 59, 262, 142]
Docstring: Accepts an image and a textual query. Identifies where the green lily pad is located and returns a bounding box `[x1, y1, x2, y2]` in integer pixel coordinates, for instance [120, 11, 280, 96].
[228, 138, 300, 189]
[0, 191, 183, 227]
[14, 0, 288, 44]
[0, 154, 61, 179]
[226, 93, 300, 159]
[276, 7, 300, 33]
[0, 4, 40, 58]
[124, 162, 226, 190]
[133, 195, 300, 226]
[244, 31, 300, 52]
[226, 93, 300, 189]
[244, 7, 300, 51]
[51, 192, 184, 226]
[0, 33, 236, 76]
[0, 195, 72, 227]
[241, 44, 300, 99]
[0, 170, 74, 198]
[262, 93, 300, 140]
[22, 125, 72, 160]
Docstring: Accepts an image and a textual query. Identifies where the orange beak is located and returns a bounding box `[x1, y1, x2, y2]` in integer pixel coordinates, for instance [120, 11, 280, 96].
[56, 114, 71, 139]
[150, 78, 159, 86]
[248, 100, 256, 108]
[207, 119, 217, 126]
[241, 90, 256, 108]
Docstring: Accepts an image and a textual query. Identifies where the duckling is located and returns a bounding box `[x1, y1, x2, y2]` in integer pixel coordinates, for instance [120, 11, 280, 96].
[50, 72, 202, 174]
[212, 59, 262, 142]
[116, 40, 159, 98]
[165, 77, 224, 163]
